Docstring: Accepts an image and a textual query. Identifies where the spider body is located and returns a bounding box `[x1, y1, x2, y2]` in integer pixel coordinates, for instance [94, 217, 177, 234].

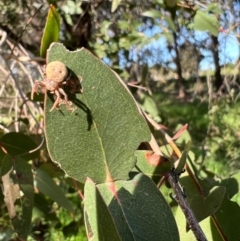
[31, 61, 69, 111]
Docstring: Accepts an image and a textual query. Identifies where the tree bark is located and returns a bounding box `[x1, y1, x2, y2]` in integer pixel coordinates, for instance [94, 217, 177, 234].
[211, 35, 222, 91]
[173, 32, 185, 98]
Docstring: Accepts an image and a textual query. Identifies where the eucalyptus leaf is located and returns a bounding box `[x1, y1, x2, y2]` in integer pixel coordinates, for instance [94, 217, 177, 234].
[174, 124, 191, 144]
[165, 16, 177, 32]
[84, 178, 121, 241]
[97, 173, 180, 241]
[188, 186, 226, 223]
[0, 154, 13, 176]
[175, 140, 191, 174]
[111, 0, 122, 12]
[139, 93, 161, 122]
[40, 5, 60, 57]
[165, 0, 177, 8]
[35, 168, 73, 212]
[180, 216, 223, 241]
[0, 132, 40, 161]
[207, 3, 223, 14]
[12, 157, 34, 240]
[142, 10, 162, 18]
[220, 172, 240, 204]
[214, 195, 240, 240]
[45, 43, 151, 184]
[193, 10, 219, 36]
[135, 150, 172, 179]
[180, 175, 226, 223]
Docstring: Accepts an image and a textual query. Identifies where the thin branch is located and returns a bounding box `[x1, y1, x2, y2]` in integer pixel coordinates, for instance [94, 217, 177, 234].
[167, 172, 207, 241]
[9, 5, 43, 56]
[143, 111, 207, 240]
[0, 124, 10, 133]
[72, 179, 84, 200]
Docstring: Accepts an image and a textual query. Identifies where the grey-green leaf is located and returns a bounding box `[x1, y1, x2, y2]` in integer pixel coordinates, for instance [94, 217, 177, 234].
[40, 5, 60, 57]
[84, 178, 121, 241]
[207, 3, 223, 14]
[189, 186, 226, 222]
[97, 173, 180, 241]
[111, 0, 122, 12]
[12, 157, 34, 240]
[135, 150, 172, 179]
[175, 140, 191, 174]
[193, 10, 219, 36]
[214, 194, 240, 240]
[35, 168, 73, 212]
[0, 132, 40, 161]
[142, 10, 162, 18]
[139, 93, 161, 122]
[44, 43, 151, 184]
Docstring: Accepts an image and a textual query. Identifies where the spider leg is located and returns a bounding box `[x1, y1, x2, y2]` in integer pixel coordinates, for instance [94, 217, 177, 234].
[42, 65, 47, 75]
[31, 81, 45, 100]
[59, 88, 68, 101]
[50, 90, 61, 112]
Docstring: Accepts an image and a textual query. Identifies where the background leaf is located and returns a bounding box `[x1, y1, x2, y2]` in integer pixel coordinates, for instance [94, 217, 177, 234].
[214, 195, 240, 240]
[40, 5, 60, 57]
[111, 0, 122, 12]
[44, 43, 151, 184]
[12, 157, 34, 240]
[142, 10, 162, 18]
[165, 0, 177, 8]
[135, 150, 172, 180]
[180, 216, 223, 241]
[139, 93, 161, 122]
[165, 16, 177, 32]
[180, 174, 225, 223]
[35, 168, 73, 212]
[220, 172, 240, 204]
[207, 3, 223, 14]
[188, 186, 226, 222]
[0, 132, 40, 161]
[175, 140, 191, 174]
[193, 10, 219, 36]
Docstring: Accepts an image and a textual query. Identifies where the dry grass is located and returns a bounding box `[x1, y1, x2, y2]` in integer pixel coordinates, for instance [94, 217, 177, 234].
[0, 29, 45, 134]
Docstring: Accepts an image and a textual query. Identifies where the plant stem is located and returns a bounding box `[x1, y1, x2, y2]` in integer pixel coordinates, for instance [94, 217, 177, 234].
[144, 112, 207, 240]
[167, 172, 207, 241]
